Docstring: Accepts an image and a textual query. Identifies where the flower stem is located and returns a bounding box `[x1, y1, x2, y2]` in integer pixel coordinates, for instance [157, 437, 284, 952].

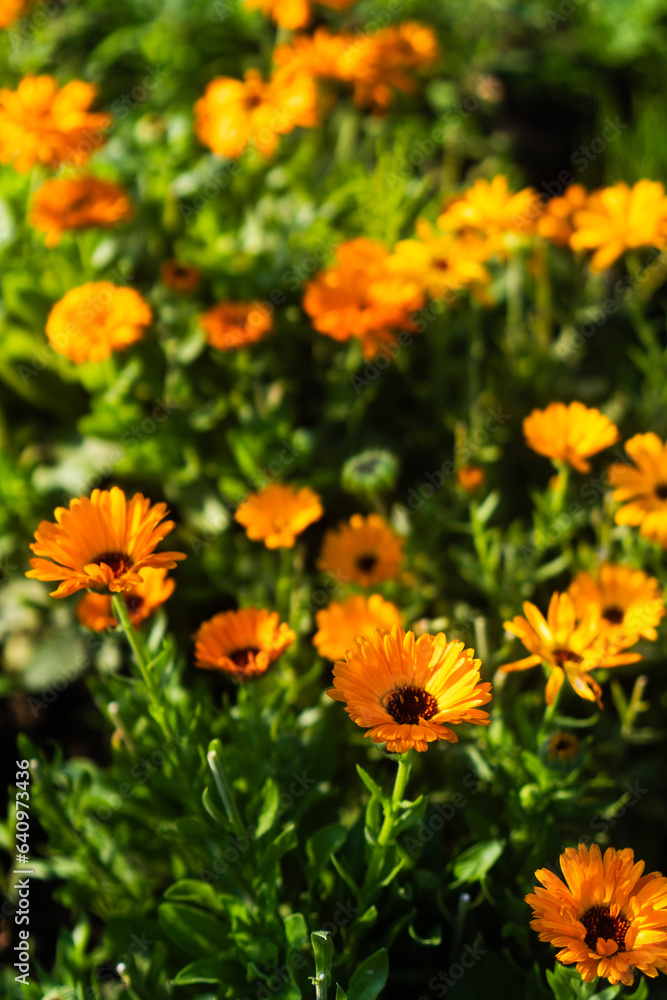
[275, 546, 294, 623]
[361, 751, 414, 904]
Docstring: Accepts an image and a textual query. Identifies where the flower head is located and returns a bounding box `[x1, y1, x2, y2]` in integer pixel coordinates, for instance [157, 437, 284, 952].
[161, 260, 201, 293]
[244, 0, 355, 30]
[338, 23, 439, 110]
[341, 449, 399, 500]
[541, 731, 583, 769]
[328, 625, 491, 752]
[235, 483, 323, 549]
[570, 180, 667, 271]
[523, 402, 619, 473]
[608, 432, 667, 547]
[29, 176, 132, 247]
[437, 175, 541, 252]
[76, 567, 175, 631]
[194, 607, 295, 681]
[314, 594, 402, 661]
[387, 219, 490, 301]
[526, 843, 667, 986]
[568, 563, 664, 644]
[46, 282, 152, 364]
[200, 301, 272, 352]
[0, 75, 111, 173]
[317, 513, 404, 587]
[26, 487, 186, 598]
[456, 464, 485, 493]
[537, 184, 587, 246]
[0, 0, 34, 28]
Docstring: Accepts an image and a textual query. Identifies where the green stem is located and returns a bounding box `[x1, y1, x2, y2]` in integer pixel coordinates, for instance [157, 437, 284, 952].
[207, 742, 246, 838]
[361, 751, 413, 903]
[275, 546, 294, 623]
[111, 594, 173, 741]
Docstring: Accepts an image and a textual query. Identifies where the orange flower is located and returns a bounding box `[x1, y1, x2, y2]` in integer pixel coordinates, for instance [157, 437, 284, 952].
[437, 175, 541, 251]
[523, 401, 619, 473]
[194, 68, 317, 160]
[160, 260, 201, 293]
[303, 238, 423, 360]
[46, 282, 152, 364]
[338, 22, 439, 110]
[317, 513, 404, 587]
[0, 0, 34, 28]
[313, 594, 402, 660]
[26, 487, 186, 598]
[328, 625, 491, 753]
[29, 175, 132, 248]
[235, 483, 323, 549]
[608, 432, 667, 547]
[527, 843, 667, 986]
[537, 184, 587, 246]
[76, 567, 175, 631]
[570, 180, 667, 271]
[274, 27, 349, 80]
[245, 0, 355, 30]
[0, 75, 111, 173]
[194, 607, 295, 681]
[456, 465, 485, 493]
[568, 563, 664, 644]
[200, 302, 272, 352]
[387, 220, 490, 301]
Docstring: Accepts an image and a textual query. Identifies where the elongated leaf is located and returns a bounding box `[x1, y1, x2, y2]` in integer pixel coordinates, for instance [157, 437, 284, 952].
[306, 824, 348, 885]
[164, 880, 224, 913]
[157, 903, 227, 958]
[451, 840, 504, 888]
[256, 778, 280, 838]
[356, 765, 387, 804]
[347, 948, 388, 1000]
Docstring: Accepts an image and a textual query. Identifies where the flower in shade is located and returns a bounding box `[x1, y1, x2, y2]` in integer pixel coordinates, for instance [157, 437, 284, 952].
[526, 843, 667, 986]
[0, 0, 34, 28]
[568, 563, 664, 645]
[0, 75, 111, 173]
[437, 175, 541, 252]
[456, 465, 485, 493]
[317, 513, 404, 587]
[341, 449, 399, 500]
[76, 567, 175, 632]
[194, 68, 317, 160]
[194, 607, 295, 681]
[501, 592, 641, 706]
[46, 282, 153, 364]
[313, 594, 402, 661]
[523, 402, 619, 473]
[303, 238, 423, 360]
[244, 0, 355, 30]
[29, 176, 133, 248]
[235, 483, 323, 549]
[161, 260, 201, 293]
[608, 432, 667, 547]
[570, 180, 667, 272]
[328, 625, 491, 753]
[537, 184, 588, 247]
[26, 487, 186, 598]
[200, 301, 273, 352]
[541, 731, 583, 770]
[387, 220, 490, 301]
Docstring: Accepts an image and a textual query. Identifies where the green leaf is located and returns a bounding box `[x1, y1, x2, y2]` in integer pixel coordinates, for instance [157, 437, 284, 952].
[355, 765, 387, 803]
[347, 948, 389, 1000]
[284, 912, 308, 950]
[157, 903, 227, 959]
[164, 880, 225, 913]
[335, 988, 348, 1000]
[451, 840, 505, 888]
[172, 958, 227, 985]
[256, 778, 280, 838]
[260, 823, 298, 874]
[311, 930, 333, 987]
[306, 824, 348, 885]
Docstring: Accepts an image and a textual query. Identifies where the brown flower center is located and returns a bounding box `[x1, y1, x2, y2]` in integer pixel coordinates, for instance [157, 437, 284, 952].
[602, 605, 624, 625]
[432, 258, 450, 271]
[356, 553, 378, 574]
[69, 195, 91, 212]
[229, 647, 261, 669]
[655, 483, 667, 500]
[548, 732, 579, 760]
[124, 594, 144, 615]
[93, 551, 132, 575]
[581, 905, 630, 952]
[385, 686, 438, 724]
[552, 649, 583, 667]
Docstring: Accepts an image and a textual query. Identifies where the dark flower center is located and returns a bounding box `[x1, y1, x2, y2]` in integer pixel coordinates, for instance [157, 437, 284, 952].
[229, 647, 261, 669]
[172, 264, 189, 277]
[93, 551, 132, 575]
[70, 195, 91, 211]
[354, 459, 380, 475]
[356, 553, 378, 574]
[655, 483, 667, 500]
[552, 649, 583, 667]
[433, 258, 450, 271]
[602, 605, 624, 625]
[581, 905, 630, 952]
[548, 732, 579, 759]
[124, 595, 144, 615]
[385, 686, 438, 724]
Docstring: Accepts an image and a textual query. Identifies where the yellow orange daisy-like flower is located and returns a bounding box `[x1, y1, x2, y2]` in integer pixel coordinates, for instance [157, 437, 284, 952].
[76, 567, 175, 632]
[501, 592, 641, 707]
[194, 68, 317, 160]
[29, 175, 133, 248]
[303, 238, 423, 361]
[0, 0, 34, 28]
[570, 180, 667, 272]
[46, 282, 152, 364]
[328, 625, 491, 753]
[274, 28, 350, 81]
[608, 432, 667, 547]
[523, 401, 619, 473]
[161, 260, 201, 293]
[568, 563, 664, 645]
[200, 302, 273, 352]
[26, 487, 186, 598]
[245, 0, 355, 30]
[339, 23, 439, 111]
[437, 175, 541, 251]
[313, 594, 402, 661]
[317, 513, 404, 587]
[456, 464, 485, 493]
[537, 184, 588, 247]
[194, 607, 295, 681]
[527, 843, 667, 987]
[235, 483, 323, 549]
[0, 75, 111, 173]
[387, 220, 490, 301]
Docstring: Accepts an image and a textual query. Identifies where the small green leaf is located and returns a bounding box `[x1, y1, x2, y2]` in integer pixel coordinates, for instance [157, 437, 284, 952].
[451, 839, 504, 888]
[306, 824, 348, 884]
[172, 958, 226, 985]
[157, 903, 227, 958]
[256, 778, 280, 838]
[284, 912, 308, 950]
[260, 823, 298, 874]
[356, 764, 387, 803]
[347, 948, 389, 1000]
[335, 987, 348, 1000]
[311, 930, 333, 987]
[164, 880, 225, 913]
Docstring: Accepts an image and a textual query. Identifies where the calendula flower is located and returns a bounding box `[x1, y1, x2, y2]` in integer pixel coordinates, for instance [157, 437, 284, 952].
[200, 302, 273, 352]
[456, 465, 485, 493]
[609, 432, 667, 547]
[235, 483, 323, 549]
[0, 75, 111, 173]
[537, 184, 588, 246]
[437, 175, 541, 251]
[523, 402, 619, 473]
[194, 607, 295, 681]
[317, 513, 404, 587]
[568, 563, 664, 644]
[542, 731, 582, 769]
[387, 220, 490, 301]
[76, 567, 175, 632]
[29, 175, 133, 248]
[303, 238, 423, 360]
[46, 282, 152, 364]
[313, 594, 402, 661]
[339, 22, 439, 110]
[526, 843, 667, 986]
[341, 449, 399, 500]
[0, 0, 34, 29]
[328, 625, 491, 753]
[161, 260, 201, 293]
[274, 28, 349, 80]
[570, 180, 667, 272]
[194, 68, 317, 160]
[501, 592, 641, 706]
[26, 487, 186, 598]
[245, 0, 355, 30]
